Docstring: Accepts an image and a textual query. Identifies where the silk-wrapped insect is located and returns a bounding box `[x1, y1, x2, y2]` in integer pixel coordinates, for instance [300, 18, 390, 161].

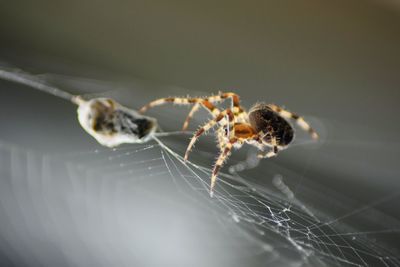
[0, 67, 179, 147]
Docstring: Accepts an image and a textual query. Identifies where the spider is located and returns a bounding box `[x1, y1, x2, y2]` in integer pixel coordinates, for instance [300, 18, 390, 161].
[140, 92, 319, 197]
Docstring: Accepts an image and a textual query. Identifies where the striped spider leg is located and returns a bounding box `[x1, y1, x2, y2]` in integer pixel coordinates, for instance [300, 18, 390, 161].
[139, 96, 223, 131]
[209, 123, 263, 197]
[182, 102, 201, 130]
[267, 104, 319, 140]
[184, 110, 266, 196]
[139, 92, 247, 131]
[140, 94, 236, 153]
[184, 108, 236, 161]
[183, 108, 240, 196]
[182, 92, 246, 130]
[139, 94, 242, 148]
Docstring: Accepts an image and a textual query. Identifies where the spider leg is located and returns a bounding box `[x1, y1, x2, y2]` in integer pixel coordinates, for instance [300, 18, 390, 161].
[182, 102, 201, 131]
[207, 93, 248, 149]
[267, 104, 319, 139]
[140, 97, 194, 113]
[206, 91, 240, 106]
[216, 127, 227, 151]
[178, 92, 243, 130]
[139, 97, 220, 116]
[205, 91, 247, 117]
[140, 92, 246, 130]
[206, 92, 250, 129]
[180, 93, 229, 129]
[184, 109, 234, 161]
[227, 134, 264, 174]
[257, 135, 278, 158]
[140, 96, 226, 131]
[257, 148, 278, 158]
[210, 137, 238, 197]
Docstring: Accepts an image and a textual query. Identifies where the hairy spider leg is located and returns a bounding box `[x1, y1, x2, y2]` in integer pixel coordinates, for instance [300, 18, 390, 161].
[182, 92, 246, 129]
[184, 109, 235, 161]
[209, 124, 260, 196]
[177, 91, 242, 114]
[139, 96, 229, 132]
[267, 104, 319, 139]
[139, 92, 248, 130]
[216, 128, 227, 151]
[140, 96, 238, 153]
[205, 123, 259, 195]
[210, 137, 239, 197]
[139, 96, 223, 125]
[180, 93, 248, 152]
[256, 136, 279, 158]
[182, 102, 238, 151]
[139, 96, 216, 115]
[206, 92, 242, 113]
[182, 102, 201, 130]
[216, 92, 249, 125]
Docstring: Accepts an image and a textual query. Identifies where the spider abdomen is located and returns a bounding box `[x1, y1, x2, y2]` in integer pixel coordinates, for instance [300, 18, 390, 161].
[249, 105, 294, 147]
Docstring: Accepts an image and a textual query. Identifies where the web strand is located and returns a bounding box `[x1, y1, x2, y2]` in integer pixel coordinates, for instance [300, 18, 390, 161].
[0, 67, 76, 103]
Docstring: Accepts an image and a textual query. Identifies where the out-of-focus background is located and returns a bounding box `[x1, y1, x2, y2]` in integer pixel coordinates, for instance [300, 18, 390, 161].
[0, 1, 399, 266]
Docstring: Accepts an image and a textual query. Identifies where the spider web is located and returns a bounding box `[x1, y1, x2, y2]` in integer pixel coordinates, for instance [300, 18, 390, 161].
[0, 134, 399, 267]
[0, 74, 399, 267]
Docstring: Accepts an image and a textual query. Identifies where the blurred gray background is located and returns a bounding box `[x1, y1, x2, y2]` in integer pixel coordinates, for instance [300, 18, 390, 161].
[0, 0, 399, 266]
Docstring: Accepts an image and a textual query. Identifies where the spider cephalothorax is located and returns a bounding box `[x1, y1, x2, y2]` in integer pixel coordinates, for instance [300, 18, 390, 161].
[140, 92, 318, 196]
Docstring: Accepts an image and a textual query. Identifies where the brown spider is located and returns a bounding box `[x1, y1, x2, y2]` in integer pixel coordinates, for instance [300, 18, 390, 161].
[140, 92, 318, 196]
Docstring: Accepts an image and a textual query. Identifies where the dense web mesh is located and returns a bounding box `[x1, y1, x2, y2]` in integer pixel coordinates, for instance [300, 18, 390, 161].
[0, 135, 399, 266]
